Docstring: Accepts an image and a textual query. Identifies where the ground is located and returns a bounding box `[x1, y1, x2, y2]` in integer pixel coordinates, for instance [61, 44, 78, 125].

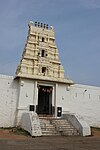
[0, 128, 100, 150]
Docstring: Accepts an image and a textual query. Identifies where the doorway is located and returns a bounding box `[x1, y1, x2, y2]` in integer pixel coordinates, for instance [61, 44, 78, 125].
[37, 85, 53, 115]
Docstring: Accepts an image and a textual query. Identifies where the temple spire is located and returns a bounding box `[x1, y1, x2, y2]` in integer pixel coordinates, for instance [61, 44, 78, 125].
[16, 21, 73, 84]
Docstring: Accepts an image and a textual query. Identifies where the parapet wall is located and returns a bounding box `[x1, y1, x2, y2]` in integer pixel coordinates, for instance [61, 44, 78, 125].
[0, 74, 100, 128]
[0, 75, 19, 127]
[62, 84, 100, 127]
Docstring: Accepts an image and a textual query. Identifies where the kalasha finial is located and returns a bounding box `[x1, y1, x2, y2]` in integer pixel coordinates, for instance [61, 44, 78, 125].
[28, 21, 33, 27]
[38, 22, 40, 27]
[43, 24, 45, 28]
[34, 22, 49, 29]
[46, 24, 48, 29]
[34, 22, 37, 26]
[41, 23, 43, 28]
[50, 26, 54, 31]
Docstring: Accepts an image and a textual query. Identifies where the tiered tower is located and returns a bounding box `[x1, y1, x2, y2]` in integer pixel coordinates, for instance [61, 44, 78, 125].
[16, 21, 73, 84]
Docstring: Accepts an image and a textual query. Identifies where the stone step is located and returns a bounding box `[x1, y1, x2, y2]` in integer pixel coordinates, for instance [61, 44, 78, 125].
[63, 130, 78, 135]
[41, 130, 58, 133]
[53, 125, 76, 129]
[41, 129, 60, 136]
[41, 132, 60, 136]
[41, 126, 55, 129]
[52, 120, 69, 124]
[52, 119, 79, 135]
[40, 119, 56, 134]
[41, 128, 56, 131]
[40, 121, 50, 124]
[55, 124, 73, 127]
[39, 118, 80, 136]
[41, 130, 60, 135]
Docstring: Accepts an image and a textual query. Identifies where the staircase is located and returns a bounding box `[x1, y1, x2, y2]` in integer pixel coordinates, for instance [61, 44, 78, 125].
[39, 118, 59, 135]
[39, 118, 79, 136]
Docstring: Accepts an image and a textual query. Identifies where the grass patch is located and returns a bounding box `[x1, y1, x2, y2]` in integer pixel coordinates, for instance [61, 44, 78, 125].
[13, 127, 30, 136]
[0, 127, 15, 130]
[0, 127, 30, 136]
[91, 127, 100, 131]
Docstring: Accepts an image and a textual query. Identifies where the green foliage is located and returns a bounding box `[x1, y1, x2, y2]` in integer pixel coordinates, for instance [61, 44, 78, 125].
[0, 127, 30, 136]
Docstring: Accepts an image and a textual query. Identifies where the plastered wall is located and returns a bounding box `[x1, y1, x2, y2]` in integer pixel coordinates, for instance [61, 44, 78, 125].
[56, 83, 68, 108]
[17, 78, 35, 124]
[0, 75, 100, 128]
[57, 84, 100, 127]
[0, 75, 19, 127]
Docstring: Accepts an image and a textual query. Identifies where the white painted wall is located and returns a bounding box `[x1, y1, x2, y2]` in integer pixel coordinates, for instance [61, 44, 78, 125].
[17, 78, 35, 124]
[57, 84, 100, 127]
[56, 83, 68, 111]
[0, 74, 100, 128]
[18, 79, 35, 108]
[0, 75, 19, 127]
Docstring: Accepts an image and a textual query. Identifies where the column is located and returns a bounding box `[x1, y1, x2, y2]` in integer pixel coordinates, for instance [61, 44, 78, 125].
[33, 81, 38, 111]
[55, 83, 58, 117]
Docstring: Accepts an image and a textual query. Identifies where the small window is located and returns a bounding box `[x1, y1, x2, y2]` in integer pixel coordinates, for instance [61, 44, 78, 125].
[42, 37, 44, 42]
[42, 67, 46, 73]
[38, 52, 40, 56]
[41, 50, 45, 57]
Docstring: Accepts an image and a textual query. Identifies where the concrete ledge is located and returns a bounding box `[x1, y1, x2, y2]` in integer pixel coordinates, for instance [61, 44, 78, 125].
[21, 112, 42, 137]
[0, 74, 14, 79]
[63, 113, 91, 136]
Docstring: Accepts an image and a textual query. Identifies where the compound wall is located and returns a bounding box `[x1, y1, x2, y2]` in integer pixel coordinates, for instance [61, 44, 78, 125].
[0, 75, 100, 128]
[57, 84, 100, 127]
[0, 75, 19, 127]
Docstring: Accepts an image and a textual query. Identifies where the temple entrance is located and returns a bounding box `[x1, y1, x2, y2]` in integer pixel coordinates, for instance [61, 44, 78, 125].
[37, 85, 53, 115]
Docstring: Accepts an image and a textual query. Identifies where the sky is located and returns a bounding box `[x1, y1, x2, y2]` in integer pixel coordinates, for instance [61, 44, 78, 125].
[0, 0, 100, 86]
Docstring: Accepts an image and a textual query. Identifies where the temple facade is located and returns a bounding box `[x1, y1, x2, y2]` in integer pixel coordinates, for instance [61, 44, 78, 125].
[15, 21, 73, 124]
[0, 21, 100, 131]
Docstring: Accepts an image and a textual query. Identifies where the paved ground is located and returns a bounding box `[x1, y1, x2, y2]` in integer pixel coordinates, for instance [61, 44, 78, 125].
[0, 128, 100, 150]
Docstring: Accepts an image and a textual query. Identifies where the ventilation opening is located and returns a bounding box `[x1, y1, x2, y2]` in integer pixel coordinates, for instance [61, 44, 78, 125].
[41, 50, 45, 57]
[42, 67, 46, 74]
[42, 37, 44, 42]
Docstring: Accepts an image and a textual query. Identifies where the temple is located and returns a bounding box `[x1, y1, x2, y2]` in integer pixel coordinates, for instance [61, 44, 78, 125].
[0, 21, 100, 136]
[15, 21, 73, 118]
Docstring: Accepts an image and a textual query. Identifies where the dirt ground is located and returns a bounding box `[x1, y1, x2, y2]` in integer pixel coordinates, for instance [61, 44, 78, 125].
[0, 127, 100, 150]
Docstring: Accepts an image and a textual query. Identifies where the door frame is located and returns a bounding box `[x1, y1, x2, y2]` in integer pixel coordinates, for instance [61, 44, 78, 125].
[36, 82, 55, 116]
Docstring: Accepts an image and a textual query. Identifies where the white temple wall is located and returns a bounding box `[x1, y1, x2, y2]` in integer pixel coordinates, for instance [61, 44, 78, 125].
[0, 75, 19, 127]
[56, 83, 68, 111]
[62, 84, 100, 127]
[0, 75, 100, 127]
[18, 79, 35, 108]
[17, 78, 35, 124]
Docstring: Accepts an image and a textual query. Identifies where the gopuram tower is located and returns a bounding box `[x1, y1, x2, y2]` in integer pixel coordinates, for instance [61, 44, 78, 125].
[16, 21, 73, 84]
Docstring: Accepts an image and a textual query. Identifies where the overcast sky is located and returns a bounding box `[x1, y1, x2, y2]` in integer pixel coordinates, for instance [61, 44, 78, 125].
[0, 0, 100, 86]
